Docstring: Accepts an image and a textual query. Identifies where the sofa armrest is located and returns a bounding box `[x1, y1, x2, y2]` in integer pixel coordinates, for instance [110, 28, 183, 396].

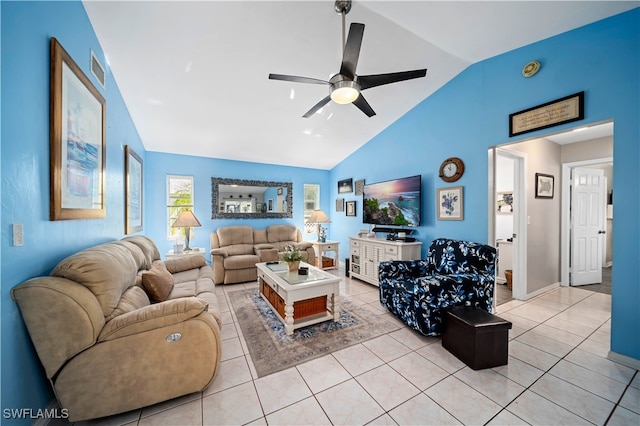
[11, 276, 105, 379]
[295, 241, 313, 250]
[210, 248, 228, 258]
[98, 297, 208, 342]
[164, 256, 207, 274]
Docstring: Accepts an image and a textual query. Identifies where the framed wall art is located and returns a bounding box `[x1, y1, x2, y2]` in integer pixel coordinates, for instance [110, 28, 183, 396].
[354, 179, 365, 196]
[437, 186, 464, 220]
[535, 173, 554, 198]
[50, 37, 106, 220]
[346, 200, 356, 217]
[336, 198, 345, 212]
[125, 146, 143, 234]
[338, 178, 353, 194]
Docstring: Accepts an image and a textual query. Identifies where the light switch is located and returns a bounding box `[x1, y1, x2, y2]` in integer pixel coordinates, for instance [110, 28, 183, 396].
[13, 224, 23, 246]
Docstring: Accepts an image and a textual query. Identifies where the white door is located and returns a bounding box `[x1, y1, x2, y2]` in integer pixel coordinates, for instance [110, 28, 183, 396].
[571, 167, 605, 285]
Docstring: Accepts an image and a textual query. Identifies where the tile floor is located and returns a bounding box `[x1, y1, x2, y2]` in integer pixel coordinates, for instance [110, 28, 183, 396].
[73, 272, 638, 426]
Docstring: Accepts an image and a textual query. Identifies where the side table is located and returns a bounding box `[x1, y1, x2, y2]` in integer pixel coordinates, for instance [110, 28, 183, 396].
[166, 247, 206, 260]
[311, 240, 339, 270]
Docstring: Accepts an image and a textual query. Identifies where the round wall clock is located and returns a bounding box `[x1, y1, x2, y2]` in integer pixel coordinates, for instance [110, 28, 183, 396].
[439, 157, 465, 182]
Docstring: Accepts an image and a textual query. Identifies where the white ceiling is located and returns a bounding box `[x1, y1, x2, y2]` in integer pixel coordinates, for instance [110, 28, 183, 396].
[82, 1, 637, 170]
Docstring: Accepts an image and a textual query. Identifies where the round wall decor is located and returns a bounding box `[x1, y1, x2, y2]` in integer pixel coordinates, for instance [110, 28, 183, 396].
[522, 60, 541, 78]
[439, 157, 465, 182]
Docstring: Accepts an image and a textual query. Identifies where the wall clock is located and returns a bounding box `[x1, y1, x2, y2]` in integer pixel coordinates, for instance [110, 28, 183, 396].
[439, 157, 465, 182]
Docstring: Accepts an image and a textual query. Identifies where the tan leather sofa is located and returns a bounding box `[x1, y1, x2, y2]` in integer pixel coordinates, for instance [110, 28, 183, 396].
[210, 224, 315, 284]
[11, 235, 222, 422]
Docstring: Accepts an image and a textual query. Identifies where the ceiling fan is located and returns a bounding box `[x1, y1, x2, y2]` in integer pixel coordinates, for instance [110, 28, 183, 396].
[269, 0, 427, 118]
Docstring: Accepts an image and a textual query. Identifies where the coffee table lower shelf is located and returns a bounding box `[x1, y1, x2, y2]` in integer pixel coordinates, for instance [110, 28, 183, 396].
[259, 279, 337, 334]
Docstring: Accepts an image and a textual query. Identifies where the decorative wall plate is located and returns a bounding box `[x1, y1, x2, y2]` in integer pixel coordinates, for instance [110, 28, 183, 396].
[522, 60, 541, 78]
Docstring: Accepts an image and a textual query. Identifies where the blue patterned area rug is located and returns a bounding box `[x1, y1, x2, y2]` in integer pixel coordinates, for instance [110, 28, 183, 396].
[228, 288, 401, 377]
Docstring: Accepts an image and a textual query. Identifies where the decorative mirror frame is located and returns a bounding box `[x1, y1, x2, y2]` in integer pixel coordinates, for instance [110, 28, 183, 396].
[211, 177, 293, 219]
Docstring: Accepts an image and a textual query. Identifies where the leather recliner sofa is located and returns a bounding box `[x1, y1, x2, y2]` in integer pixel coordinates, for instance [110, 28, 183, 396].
[210, 224, 315, 284]
[11, 235, 222, 422]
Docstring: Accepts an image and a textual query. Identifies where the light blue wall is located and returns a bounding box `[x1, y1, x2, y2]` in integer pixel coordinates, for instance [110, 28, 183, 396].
[1, 0, 146, 419]
[144, 151, 330, 255]
[1, 1, 638, 420]
[330, 8, 639, 360]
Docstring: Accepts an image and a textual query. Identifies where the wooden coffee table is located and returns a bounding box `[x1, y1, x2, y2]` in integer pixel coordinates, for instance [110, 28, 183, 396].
[256, 261, 341, 335]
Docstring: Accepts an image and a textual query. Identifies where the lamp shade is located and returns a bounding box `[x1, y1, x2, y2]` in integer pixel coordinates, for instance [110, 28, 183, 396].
[172, 210, 201, 228]
[306, 209, 331, 224]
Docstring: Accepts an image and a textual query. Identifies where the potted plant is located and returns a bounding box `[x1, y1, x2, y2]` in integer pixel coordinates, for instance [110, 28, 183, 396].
[281, 245, 304, 271]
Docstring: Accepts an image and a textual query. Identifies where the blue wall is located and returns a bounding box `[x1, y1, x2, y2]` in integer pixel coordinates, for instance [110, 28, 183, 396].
[330, 9, 639, 361]
[144, 151, 330, 255]
[1, 0, 146, 419]
[1, 0, 638, 420]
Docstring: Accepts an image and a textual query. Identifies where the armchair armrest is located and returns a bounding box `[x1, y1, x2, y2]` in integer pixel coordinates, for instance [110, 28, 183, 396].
[98, 297, 209, 342]
[379, 260, 430, 281]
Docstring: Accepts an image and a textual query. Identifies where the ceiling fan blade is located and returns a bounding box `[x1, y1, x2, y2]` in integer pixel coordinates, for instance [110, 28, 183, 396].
[358, 69, 427, 91]
[339, 23, 365, 80]
[269, 74, 329, 85]
[353, 94, 376, 117]
[302, 95, 332, 118]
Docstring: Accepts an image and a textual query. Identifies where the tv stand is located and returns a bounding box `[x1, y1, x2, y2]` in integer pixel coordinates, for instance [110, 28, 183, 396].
[349, 236, 422, 286]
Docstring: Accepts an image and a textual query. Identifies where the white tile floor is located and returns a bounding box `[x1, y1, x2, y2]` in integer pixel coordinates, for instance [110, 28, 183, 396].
[74, 273, 639, 426]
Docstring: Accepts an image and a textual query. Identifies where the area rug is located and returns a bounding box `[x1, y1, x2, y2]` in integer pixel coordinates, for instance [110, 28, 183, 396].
[228, 288, 401, 377]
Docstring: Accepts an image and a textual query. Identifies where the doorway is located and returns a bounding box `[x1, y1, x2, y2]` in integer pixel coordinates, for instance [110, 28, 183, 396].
[489, 121, 613, 302]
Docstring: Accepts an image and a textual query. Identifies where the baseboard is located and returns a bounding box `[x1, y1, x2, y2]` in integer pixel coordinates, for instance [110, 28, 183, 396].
[607, 350, 640, 370]
[523, 282, 560, 300]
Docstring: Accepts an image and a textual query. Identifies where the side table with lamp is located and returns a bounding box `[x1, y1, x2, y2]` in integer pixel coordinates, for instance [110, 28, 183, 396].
[171, 210, 202, 253]
[306, 209, 339, 270]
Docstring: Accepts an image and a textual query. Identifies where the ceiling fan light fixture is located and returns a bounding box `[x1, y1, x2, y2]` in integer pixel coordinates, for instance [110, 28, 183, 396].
[330, 80, 360, 104]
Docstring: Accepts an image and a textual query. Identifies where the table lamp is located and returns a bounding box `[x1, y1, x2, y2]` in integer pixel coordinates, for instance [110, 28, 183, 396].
[306, 209, 331, 242]
[172, 210, 201, 251]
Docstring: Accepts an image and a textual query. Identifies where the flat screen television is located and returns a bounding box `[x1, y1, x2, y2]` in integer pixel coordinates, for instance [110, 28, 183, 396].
[363, 175, 421, 227]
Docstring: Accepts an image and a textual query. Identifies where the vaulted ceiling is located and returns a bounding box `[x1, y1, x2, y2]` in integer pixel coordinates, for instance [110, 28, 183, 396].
[83, 1, 636, 169]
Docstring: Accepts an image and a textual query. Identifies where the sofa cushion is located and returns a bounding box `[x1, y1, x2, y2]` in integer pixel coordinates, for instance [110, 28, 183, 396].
[142, 263, 174, 302]
[224, 254, 260, 270]
[224, 244, 255, 256]
[217, 225, 254, 247]
[51, 242, 139, 318]
[105, 286, 151, 322]
[164, 255, 207, 274]
[113, 241, 148, 272]
[121, 235, 161, 270]
[267, 225, 298, 243]
[98, 297, 209, 342]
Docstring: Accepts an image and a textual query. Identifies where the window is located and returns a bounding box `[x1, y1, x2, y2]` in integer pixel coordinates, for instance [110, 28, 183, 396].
[303, 184, 320, 233]
[166, 175, 194, 239]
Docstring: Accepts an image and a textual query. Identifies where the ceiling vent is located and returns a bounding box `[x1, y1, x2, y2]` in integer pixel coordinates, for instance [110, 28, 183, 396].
[90, 50, 105, 88]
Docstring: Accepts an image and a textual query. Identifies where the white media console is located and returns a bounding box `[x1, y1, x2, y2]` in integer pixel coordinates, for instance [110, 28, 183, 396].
[349, 236, 423, 286]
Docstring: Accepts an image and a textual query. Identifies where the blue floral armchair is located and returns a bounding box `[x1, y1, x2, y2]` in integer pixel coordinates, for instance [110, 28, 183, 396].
[379, 238, 496, 336]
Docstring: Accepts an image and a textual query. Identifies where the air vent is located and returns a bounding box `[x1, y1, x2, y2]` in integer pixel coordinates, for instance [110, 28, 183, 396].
[90, 50, 105, 88]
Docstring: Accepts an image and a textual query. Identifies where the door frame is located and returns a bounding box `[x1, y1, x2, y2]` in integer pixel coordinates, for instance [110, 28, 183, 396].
[560, 156, 612, 286]
[489, 147, 527, 301]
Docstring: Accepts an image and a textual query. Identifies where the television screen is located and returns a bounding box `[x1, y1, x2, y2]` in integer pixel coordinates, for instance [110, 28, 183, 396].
[363, 175, 421, 227]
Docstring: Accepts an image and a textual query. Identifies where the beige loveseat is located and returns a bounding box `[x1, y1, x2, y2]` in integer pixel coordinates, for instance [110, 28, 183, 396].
[11, 235, 222, 422]
[210, 224, 315, 284]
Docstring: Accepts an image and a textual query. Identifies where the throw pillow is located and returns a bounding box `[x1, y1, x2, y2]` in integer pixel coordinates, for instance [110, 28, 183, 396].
[142, 262, 174, 302]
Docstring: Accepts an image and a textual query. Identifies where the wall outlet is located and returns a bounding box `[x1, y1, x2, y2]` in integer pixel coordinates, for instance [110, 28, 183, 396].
[13, 224, 24, 246]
